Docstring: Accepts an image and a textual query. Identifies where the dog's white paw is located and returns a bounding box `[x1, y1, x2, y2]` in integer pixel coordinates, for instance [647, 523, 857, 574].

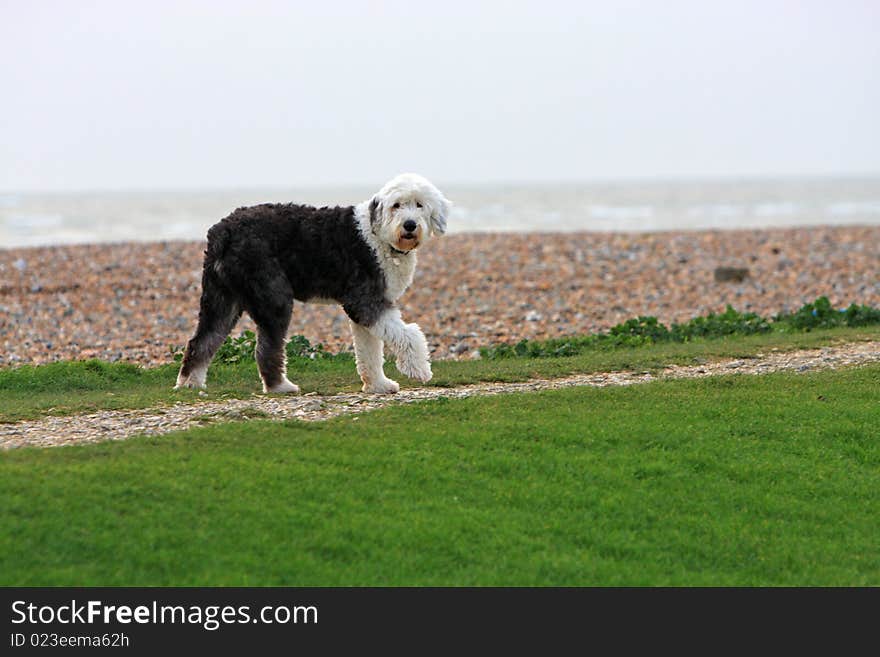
[362, 377, 400, 395]
[264, 378, 301, 394]
[174, 380, 206, 390]
[396, 357, 432, 383]
[394, 323, 432, 383]
[175, 365, 208, 390]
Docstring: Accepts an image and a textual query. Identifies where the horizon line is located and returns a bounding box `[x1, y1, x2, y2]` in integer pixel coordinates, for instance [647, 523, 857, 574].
[3, 171, 880, 197]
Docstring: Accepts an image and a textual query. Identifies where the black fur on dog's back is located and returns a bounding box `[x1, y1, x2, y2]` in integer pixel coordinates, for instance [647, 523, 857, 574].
[177, 202, 394, 390]
[204, 203, 391, 326]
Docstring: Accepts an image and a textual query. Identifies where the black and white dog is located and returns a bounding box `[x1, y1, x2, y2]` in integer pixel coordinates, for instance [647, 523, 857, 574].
[175, 173, 450, 395]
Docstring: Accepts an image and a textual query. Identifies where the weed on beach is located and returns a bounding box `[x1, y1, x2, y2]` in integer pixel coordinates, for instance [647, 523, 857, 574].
[161, 296, 880, 364]
[479, 296, 880, 359]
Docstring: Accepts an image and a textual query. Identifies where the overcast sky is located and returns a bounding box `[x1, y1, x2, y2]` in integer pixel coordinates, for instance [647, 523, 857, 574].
[2, 1, 879, 191]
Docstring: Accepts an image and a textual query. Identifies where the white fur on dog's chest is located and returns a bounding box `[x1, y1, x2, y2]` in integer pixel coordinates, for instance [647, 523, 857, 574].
[380, 253, 416, 301]
[354, 200, 417, 303]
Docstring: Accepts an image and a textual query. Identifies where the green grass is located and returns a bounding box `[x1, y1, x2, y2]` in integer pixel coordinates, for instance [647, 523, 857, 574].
[1, 326, 878, 423]
[2, 364, 879, 586]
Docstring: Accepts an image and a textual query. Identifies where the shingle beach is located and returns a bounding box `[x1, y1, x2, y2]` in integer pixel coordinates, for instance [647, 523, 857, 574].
[1, 225, 878, 367]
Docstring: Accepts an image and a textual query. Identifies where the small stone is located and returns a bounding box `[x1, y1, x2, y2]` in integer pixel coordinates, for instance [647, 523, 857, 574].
[714, 267, 749, 283]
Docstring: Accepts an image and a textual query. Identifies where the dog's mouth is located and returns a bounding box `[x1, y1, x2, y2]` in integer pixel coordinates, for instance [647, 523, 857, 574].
[395, 233, 420, 252]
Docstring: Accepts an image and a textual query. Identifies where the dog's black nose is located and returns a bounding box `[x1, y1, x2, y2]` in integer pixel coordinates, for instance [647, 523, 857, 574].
[403, 220, 417, 233]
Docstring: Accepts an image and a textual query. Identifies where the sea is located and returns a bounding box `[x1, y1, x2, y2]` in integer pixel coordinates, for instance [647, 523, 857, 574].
[2, 177, 880, 248]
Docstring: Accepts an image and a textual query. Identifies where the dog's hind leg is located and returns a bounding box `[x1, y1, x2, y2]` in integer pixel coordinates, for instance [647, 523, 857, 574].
[246, 299, 299, 394]
[176, 285, 241, 390]
[350, 320, 399, 394]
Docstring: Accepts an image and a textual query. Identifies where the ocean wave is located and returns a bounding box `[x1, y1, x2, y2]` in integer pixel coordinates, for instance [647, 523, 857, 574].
[825, 201, 880, 216]
[588, 205, 654, 220]
[3, 213, 64, 230]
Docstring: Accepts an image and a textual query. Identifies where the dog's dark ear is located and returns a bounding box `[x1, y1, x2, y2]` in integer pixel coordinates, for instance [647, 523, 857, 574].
[369, 196, 381, 226]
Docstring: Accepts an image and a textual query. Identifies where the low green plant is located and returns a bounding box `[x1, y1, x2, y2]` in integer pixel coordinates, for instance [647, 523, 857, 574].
[780, 296, 840, 330]
[778, 297, 880, 331]
[166, 297, 879, 363]
[169, 331, 352, 365]
[214, 330, 257, 363]
[843, 303, 880, 327]
[481, 296, 880, 359]
[671, 305, 771, 340]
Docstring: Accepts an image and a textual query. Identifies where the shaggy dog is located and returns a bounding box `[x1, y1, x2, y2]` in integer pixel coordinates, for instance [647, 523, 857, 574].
[175, 173, 450, 395]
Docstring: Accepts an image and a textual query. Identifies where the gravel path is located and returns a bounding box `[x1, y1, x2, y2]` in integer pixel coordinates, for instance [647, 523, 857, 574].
[1, 225, 878, 366]
[2, 340, 877, 450]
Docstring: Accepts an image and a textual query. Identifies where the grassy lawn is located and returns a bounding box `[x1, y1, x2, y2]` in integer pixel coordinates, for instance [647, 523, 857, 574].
[2, 363, 878, 586]
[1, 325, 878, 423]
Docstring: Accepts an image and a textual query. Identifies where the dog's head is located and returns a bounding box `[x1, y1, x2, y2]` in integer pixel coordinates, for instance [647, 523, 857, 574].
[369, 173, 450, 253]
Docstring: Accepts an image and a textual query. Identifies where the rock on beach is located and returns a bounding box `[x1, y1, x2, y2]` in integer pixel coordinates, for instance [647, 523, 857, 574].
[1, 225, 878, 366]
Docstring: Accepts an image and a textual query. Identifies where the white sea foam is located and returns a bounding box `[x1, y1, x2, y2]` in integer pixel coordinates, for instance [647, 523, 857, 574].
[588, 205, 654, 220]
[2, 178, 879, 247]
[687, 204, 744, 218]
[4, 213, 63, 229]
[754, 202, 798, 217]
[825, 201, 880, 216]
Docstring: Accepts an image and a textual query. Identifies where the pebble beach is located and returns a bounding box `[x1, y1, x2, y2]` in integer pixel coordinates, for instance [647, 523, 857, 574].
[1, 225, 878, 367]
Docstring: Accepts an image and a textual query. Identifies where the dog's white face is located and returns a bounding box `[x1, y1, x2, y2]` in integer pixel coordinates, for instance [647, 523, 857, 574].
[371, 173, 450, 253]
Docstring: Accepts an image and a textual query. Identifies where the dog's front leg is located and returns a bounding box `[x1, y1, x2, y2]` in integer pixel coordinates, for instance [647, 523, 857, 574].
[367, 308, 432, 383]
[349, 320, 400, 394]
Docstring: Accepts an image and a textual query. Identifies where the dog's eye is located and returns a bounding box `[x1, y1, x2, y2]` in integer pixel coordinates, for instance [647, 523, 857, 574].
[392, 202, 400, 209]
[416, 202, 423, 208]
